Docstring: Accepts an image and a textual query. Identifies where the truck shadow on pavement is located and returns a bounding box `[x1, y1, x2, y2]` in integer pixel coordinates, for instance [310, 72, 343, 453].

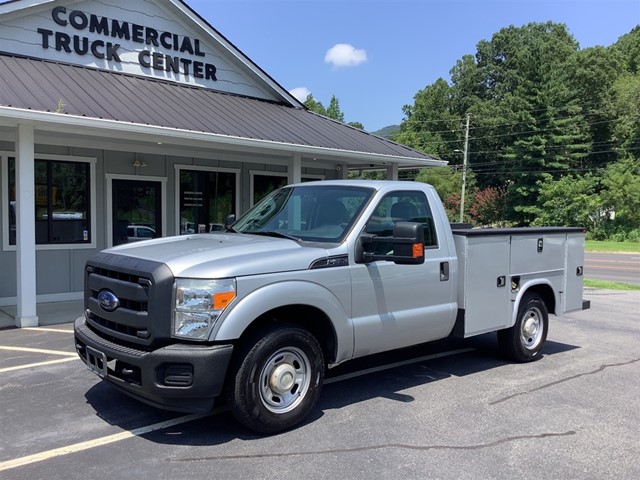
[318, 335, 578, 410]
[83, 335, 579, 444]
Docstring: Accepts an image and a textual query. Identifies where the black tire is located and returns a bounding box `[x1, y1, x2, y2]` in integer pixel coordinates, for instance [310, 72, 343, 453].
[225, 324, 324, 434]
[497, 293, 549, 363]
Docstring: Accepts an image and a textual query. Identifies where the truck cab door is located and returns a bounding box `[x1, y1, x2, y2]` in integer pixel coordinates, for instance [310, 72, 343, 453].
[350, 190, 456, 357]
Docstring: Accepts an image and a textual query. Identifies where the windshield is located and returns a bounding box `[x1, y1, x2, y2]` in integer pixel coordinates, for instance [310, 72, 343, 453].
[233, 185, 374, 243]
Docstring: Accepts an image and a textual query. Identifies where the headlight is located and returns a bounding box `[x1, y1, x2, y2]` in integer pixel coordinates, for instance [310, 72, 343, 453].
[172, 278, 236, 340]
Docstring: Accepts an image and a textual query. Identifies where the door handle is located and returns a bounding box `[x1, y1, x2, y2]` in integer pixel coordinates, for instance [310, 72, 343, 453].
[440, 262, 449, 282]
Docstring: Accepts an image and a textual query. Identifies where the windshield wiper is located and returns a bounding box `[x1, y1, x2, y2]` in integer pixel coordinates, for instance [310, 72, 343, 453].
[249, 231, 300, 242]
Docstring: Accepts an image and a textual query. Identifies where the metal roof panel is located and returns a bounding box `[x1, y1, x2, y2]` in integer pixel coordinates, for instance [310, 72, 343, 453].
[0, 54, 437, 161]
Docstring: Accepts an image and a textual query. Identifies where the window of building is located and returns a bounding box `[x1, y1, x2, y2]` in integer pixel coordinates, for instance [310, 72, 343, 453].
[111, 179, 162, 246]
[179, 168, 237, 234]
[8, 157, 91, 245]
[251, 173, 288, 206]
[250, 172, 327, 207]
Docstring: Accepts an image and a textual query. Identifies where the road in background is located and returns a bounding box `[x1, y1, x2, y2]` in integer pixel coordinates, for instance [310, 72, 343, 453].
[585, 252, 640, 285]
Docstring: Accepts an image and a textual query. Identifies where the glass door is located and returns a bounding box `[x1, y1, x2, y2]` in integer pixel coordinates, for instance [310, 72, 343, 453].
[179, 170, 236, 234]
[112, 179, 162, 246]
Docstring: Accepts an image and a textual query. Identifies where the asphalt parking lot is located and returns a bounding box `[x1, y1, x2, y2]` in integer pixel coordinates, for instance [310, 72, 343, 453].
[1, 289, 639, 480]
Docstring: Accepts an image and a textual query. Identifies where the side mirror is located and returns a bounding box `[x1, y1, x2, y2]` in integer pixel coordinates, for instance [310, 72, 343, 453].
[355, 222, 425, 265]
[391, 222, 425, 264]
[224, 214, 236, 229]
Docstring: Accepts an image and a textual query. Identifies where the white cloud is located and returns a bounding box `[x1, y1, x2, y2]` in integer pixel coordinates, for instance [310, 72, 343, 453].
[324, 43, 367, 68]
[289, 86, 311, 102]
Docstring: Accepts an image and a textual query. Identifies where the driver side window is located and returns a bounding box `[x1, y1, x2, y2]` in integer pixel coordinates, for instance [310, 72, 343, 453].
[365, 191, 438, 248]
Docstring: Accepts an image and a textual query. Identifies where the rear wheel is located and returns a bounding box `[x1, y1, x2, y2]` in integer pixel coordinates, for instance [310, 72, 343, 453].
[498, 293, 548, 362]
[226, 324, 324, 434]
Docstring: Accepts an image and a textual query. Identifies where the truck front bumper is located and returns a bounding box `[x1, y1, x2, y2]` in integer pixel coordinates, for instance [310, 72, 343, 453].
[74, 316, 233, 413]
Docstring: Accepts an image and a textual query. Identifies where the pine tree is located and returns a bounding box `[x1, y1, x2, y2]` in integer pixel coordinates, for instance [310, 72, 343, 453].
[326, 95, 345, 122]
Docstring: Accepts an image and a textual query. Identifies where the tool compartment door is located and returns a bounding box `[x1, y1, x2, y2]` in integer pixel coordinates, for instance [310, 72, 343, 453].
[564, 232, 586, 313]
[454, 234, 511, 336]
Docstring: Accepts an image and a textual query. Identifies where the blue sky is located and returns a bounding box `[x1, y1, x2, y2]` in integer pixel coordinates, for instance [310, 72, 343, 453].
[187, 0, 639, 132]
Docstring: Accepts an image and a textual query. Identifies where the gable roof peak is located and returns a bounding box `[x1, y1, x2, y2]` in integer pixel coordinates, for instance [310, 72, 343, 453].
[0, 0, 304, 107]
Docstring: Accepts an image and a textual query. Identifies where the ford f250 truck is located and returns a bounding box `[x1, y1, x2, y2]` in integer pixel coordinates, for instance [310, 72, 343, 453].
[74, 180, 590, 433]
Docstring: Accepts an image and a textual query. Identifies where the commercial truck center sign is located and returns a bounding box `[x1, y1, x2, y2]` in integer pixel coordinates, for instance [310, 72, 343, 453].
[36, 7, 218, 81]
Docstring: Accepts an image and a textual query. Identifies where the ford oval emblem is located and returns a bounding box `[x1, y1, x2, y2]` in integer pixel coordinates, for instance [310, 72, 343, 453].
[98, 290, 120, 312]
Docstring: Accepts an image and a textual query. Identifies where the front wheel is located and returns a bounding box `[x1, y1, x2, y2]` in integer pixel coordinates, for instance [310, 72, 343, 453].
[226, 324, 324, 434]
[498, 293, 549, 362]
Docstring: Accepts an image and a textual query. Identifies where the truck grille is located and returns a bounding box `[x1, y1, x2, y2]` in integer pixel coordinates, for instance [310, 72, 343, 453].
[89, 267, 149, 312]
[91, 266, 143, 284]
[87, 311, 148, 338]
[84, 253, 174, 348]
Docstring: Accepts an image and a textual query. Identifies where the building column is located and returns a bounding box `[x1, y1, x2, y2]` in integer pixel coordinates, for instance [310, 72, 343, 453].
[386, 163, 399, 181]
[15, 124, 38, 327]
[288, 154, 302, 184]
[337, 164, 349, 179]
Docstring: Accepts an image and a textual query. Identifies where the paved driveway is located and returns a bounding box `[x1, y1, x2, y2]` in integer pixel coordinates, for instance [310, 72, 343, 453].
[1, 289, 638, 479]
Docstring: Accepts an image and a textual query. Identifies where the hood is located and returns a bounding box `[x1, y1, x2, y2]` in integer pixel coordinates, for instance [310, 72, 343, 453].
[104, 233, 329, 278]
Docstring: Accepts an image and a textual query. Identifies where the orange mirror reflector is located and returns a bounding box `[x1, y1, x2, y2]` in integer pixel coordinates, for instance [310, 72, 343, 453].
[412, 243, 423, 257]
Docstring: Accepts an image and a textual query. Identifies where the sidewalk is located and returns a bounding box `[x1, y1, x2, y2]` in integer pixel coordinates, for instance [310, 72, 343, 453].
[0, 300, 83, 329]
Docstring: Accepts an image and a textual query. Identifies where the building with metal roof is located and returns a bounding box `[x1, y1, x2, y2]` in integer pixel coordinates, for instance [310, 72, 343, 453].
[0, 0, 443, 326]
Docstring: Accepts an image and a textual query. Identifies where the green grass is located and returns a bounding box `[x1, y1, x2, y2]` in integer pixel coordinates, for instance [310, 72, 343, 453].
[584, 279, 640, 291]
[585, 240, 640, 253]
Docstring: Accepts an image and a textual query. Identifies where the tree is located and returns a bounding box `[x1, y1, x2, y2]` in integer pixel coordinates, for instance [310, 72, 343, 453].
[393, 23, 638, 236]
[415, 167, 464, 201]
[565, 46, 622, 170]
[415, 167, 477, 222]
[531, 173, 601, 231]
[611, 74, 640, 159]
[395, 78, 461, 161]
[611, 26, 640, 74]
[326, 95, 345, 122]
[469, 187, 507, 227]
[399, 22, 598, 226]
[600, 158, 640, 234]
[303, 94, 326, 116]
[304, 93, 364, 128]
[478, 23, 590, 224]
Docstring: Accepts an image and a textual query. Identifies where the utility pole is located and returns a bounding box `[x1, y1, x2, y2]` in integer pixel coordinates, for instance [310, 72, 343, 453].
[459, 113, 470, 223]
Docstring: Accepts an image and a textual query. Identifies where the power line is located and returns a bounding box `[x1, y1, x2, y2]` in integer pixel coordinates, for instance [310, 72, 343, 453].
[402, 99, 630, 126]
[469, 111, 633, 131]
[411, 115, 637, 147]
[455, 148, 640, 176]
[468, 141, 624, 156]
[429, 147, 639, 176]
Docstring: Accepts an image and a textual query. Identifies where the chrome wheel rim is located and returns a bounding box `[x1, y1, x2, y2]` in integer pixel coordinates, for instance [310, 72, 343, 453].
[520, 306, 544, 350]
[259, 347, 311, 414]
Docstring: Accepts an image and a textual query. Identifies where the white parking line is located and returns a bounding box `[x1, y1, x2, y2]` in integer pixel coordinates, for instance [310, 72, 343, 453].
[0, 357, 78, 373]
[23, 327, 73, 334]
[0, 346, 78, 373]
[0, 412, 212, 473]
[0, 346, 77, 357]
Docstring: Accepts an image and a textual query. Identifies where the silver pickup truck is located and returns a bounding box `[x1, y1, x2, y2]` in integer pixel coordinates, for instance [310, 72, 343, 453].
[74, 180, 589, 433]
